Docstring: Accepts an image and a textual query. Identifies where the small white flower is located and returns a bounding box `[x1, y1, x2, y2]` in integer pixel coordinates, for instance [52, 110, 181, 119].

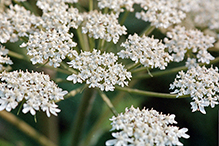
[81, 10, 127, 44]
[106, 106, 189, 146]
[67, 49, 132, 91]
[118, 33, 172, 70]
[0, 70, 67, 117]
[164, 26, 215, 64]
[170, 65, 219, 114]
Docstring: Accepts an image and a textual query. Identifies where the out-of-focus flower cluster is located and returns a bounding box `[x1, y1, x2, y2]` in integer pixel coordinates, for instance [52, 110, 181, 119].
[0, 70, 68, 117]
[97, 0, 136, 13]
[135, 0, 191, 28]
[188, 0, 219, 30]
[118, 33, 173, 70]
[81, 10, 127, 44]
[106, 106, 189, 146]
[67, 49, 132, 91]
[0, 45, 13, 72]
[170, 65, 219, 114]
[164, 26, 215, 64]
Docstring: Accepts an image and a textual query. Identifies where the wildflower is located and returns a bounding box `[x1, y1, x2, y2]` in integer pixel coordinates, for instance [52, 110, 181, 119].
[0, 45, 13, 72]
[164, 26, 215, 64]
[135, 0, 188, 28]
[97, 0, 136, 13]
[118, 33, 172, 70]
[106, 106, 189, 146]
[67, 49, 132, 91]
[170, 65, 219, 114]
[20, 29, 77, 68]
[81, 10, 127, 44]
[0, 70, 67, 117]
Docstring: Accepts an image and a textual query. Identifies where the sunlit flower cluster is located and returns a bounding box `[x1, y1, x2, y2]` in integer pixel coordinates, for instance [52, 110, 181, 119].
[118, 34, 173, 70]
[81, 10, 127, 44]
[164, 26, 215, 63]
[67, 49, 132, 91]
[0, 45, 13, 72]
[20, 29, 77, 68]
[97, 0, 136, 13]
[106, 106, 189, 146]
[0, 70, 68, 117]
[170, 65, 219, 114]
[135, 0, 188, 28]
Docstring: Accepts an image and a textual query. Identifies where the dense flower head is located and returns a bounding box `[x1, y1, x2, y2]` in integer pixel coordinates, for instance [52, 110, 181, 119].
[20, 29, 77, 68]
[118, 34, 172, 70]
[106, 106, 189, 146]
[36, 0, 78, 12]
[164, 26, 215, 64]
[0, 70, 68, 117]
[67, 49, 132, 91]
[97, 0, 136, 13]
[170, 65, 219, 114]
[81, 10, 127, 44]
[0, 45, 13, 72]
[0, 4, 41, 43]
[39, 2, 83, 32]
[135, 0, 188, 28]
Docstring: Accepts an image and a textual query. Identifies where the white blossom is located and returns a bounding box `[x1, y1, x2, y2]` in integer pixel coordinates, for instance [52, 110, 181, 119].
[164, 26, 215, 64]
[81, 10, 127, 44]
[106, 106, 189, 146]
[97, 0, 136, 13]
[118, 33, 172, 70]
[0, 45, 13, 72]
[188, 0, 219, 30]
[170, 65, 219, 114]
[20, 29, 77, 68]
[0, 70, 68, 117]
[135, 0, 188, 28]
[67, 49, 132, 91]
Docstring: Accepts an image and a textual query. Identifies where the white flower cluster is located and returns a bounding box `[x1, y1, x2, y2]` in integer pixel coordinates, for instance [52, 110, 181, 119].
[170, 65, 219, 114]
[36, 0, 78, 12]
[188, 0, 219, 30]
[135, 0, 188, 28]
[81, 10, 127, 44]
[0, 0, 11, 13]
[67, 49, 132, 91]
[40, 2, 83, 33]
[0, 45, 13, 72]
[118, 34, 173, 70]
[97, 0, 136, 13]
[106, 106, 189, 146]
[20, 29, 77, 68]
[0, 4, 41, 43]
[164, 26, 215, 64]
[0, 70, 68, 117]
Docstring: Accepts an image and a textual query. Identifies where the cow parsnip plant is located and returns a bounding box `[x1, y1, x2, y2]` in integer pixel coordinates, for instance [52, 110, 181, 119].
[0, 0, 219, 146]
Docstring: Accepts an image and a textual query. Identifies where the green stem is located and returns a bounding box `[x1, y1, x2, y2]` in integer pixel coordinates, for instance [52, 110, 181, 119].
[70, 88, 96, 146]
[140, 25, 155, 36]
[98, 90, 118, 116]
[60, 62, 78, 74]
[115, 86, 189, 98]
[127, 62, 141, 71]
[76, 28, 90, 51]
[0, 111, 57, 146]
[132, 56, 219, 79]
[119, 11, 130, 25]
[89, 0, 93, 11]
[8, 50, 29, 61]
